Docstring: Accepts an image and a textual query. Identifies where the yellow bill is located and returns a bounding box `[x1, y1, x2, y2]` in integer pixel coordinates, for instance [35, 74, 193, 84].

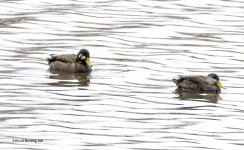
[217, 81, 225, 89]
[85, 57, 92, 67]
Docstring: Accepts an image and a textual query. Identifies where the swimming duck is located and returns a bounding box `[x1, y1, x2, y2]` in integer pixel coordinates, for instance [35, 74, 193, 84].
[46, 49, 92, 73]
[173, 73, 225, 92]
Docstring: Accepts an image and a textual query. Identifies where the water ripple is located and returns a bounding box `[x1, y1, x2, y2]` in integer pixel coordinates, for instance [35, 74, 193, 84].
[0, 0, 244, 150]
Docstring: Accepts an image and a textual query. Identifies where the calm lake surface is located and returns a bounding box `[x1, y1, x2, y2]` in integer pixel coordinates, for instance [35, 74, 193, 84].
[1, 0, 244, 149]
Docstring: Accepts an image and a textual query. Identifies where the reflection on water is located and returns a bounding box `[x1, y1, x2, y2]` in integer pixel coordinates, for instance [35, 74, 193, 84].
[174, 89, 222, 103]
[49, 72, 91, 87]
[0, 0, 244, 150]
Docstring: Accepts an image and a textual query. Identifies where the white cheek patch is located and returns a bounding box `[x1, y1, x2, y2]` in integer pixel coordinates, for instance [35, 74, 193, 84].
[80, 55, 86, 60]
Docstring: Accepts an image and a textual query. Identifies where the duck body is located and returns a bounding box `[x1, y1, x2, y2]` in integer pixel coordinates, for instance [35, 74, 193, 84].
[173, 74, 224, 92]
[47, 49, 92, 73]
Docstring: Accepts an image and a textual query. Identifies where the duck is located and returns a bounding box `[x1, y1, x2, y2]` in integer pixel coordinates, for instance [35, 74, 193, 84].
[46, 49, 92, 73]
[172, 73, 225, 92]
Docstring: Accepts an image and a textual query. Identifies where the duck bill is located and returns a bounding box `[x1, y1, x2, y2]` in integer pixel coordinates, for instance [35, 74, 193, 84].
[85, 58, 92, 68]
[217, 81, 225, 89]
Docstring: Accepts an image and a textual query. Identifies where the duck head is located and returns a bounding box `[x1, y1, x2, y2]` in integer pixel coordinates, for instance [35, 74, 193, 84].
[208, 73, 225, 89]
[76, 49, 92, 68]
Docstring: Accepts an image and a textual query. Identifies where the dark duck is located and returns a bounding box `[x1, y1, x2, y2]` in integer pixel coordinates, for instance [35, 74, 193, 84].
[46, 49, 92, 73]
[173, 73, 225, 93]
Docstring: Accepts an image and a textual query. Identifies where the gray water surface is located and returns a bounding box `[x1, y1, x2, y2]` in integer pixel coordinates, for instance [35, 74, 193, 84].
[1, 0, 244, 150]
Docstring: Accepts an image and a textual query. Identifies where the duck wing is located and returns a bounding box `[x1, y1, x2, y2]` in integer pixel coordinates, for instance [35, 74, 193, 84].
[173, 75, 204, 90]
[47, 54, 76, 64]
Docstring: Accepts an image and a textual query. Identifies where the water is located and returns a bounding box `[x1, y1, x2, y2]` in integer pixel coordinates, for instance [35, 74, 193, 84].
[1, 0, 244, 149]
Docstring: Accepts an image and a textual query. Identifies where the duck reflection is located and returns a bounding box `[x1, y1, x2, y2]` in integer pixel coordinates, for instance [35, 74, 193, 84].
[49, 71, 91, 87]
[174, 89, 222, 103]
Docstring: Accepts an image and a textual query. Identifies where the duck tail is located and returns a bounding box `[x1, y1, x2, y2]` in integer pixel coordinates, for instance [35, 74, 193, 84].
[46, 54, 57, 65]
[46, 57, 51, 65]
[172, 75, 184, 85]
[172, 78, 178, 84]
